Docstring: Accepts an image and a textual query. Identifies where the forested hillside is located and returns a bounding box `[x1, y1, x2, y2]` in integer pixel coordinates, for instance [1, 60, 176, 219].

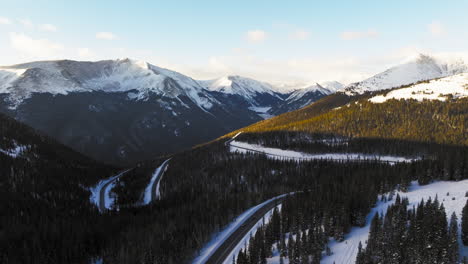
[226, 91, 468, 147]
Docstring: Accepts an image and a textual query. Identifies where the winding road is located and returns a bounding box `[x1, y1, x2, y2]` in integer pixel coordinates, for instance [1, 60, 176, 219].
[97, 169, 131, 212]
[144, 159, 171, 204]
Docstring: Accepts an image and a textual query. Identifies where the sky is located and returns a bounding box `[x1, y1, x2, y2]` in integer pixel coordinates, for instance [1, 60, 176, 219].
[1, 0, 468, 85]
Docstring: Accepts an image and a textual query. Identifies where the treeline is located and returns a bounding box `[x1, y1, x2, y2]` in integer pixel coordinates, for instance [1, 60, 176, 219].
[357, 195, 460, 264]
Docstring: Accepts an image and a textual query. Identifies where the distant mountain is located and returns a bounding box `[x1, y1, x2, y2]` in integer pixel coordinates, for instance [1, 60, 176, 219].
[200, 75, 286, 119]
[270, 82, 339, 115]
[344, 54, 468, 94]
[0, 59, 335, 164]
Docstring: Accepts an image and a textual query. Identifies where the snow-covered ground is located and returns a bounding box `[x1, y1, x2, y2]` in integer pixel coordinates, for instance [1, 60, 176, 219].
[192, 193, 291, 264]
[230, 141, 417, 164]
[89, 169, 130, 211]
[369, 72, 468, 103]
[142, 159, 170, 205]
[319, 180, 468, 264]
[0, 142, 28, 158]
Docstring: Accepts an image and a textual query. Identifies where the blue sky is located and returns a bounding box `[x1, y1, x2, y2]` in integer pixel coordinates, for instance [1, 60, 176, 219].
[1, 0, 467, 84]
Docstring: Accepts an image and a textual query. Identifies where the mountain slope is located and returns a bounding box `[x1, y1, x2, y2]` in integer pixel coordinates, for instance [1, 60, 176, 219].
[225, 88, 468, 147]
[344, 54, 468, 94]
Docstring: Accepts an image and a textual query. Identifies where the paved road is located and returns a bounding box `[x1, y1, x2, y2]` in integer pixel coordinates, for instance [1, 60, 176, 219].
[229, 141, 411, 164]
[149, 159, 170, 202]
[204, 195, 287, 264]
[98, 169, 130, 212]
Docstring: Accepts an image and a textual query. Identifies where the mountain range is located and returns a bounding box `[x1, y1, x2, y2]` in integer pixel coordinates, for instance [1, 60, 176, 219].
[0, 53, 466, 164]
[0, 59, 337, 164]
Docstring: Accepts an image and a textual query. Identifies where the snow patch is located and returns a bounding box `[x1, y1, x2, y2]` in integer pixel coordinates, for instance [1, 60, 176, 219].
[0, 142, 28, 158]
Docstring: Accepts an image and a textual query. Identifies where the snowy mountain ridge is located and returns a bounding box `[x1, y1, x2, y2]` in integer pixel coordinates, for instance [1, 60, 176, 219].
[0, 58, 215, 110]
[344, 54, 468, 94]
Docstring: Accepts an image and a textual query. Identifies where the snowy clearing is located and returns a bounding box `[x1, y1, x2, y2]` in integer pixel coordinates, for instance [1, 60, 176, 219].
[0, 142, 28, 158]
[230, 140, 417, 164]
[192, 193, 291, 264]
[319, 180, 468, 264]
[142, 159, 170, 205]
[369, 72, 468, 103]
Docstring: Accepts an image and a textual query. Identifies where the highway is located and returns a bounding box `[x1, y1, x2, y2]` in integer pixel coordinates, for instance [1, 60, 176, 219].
[204, 195, 287, 264]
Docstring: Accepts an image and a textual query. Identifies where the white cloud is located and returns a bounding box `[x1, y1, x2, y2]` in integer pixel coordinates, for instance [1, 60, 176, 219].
[18, 19, 34, 28]
[96, 32, 118, 40]
[0, 16, 11, 25]
[246, 30, 267, 43]
[341, 29, 379, 40]
[39, 24, 58, 32]
[9, 32, 64, 57]
[428, 21, 444, 37]
[289, 29, 310, 40]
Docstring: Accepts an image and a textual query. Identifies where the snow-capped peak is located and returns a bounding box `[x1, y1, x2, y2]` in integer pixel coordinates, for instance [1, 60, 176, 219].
[344, 54, 468, 94]
[201, 75, 277, 96]
[0, 59, 214, 110]
[320, 81, 344, 92]
[200, 75, 283, 106]
[286, 83, 333, 102]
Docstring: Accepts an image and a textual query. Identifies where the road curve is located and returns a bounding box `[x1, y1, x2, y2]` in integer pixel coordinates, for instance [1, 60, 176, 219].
[148, 159, 170, 203]
[98, 169, 131, 212]
[204, 195, 287, 264]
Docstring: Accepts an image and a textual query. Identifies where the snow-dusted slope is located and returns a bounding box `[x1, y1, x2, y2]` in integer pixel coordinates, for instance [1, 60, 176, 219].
[200, 75, 282, 106]
[321, 81, 344, 92]
[0, 59, 215, 109]
[202, 75, 277, 96]
[320, 180, 468, 264]
[286, 83, 332, 103]
[345, 54, 468, 94]
[369, 72, 468, 103]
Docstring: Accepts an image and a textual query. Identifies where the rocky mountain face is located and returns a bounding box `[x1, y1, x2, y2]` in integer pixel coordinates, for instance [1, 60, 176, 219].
[0, 59, 333, 164]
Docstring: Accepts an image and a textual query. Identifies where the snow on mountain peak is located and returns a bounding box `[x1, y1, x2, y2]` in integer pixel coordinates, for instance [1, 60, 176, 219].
[320, 81, 344, 92]
[200, 75, 282, 106]
[344, 53, 468, 94]
[0, 59, 215, 110]
[202, 75, 276, 95]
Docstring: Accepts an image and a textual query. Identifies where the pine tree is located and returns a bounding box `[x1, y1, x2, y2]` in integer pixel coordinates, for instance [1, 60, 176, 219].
[448, 212, 459, 263]
[463, 200, 468, 245]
